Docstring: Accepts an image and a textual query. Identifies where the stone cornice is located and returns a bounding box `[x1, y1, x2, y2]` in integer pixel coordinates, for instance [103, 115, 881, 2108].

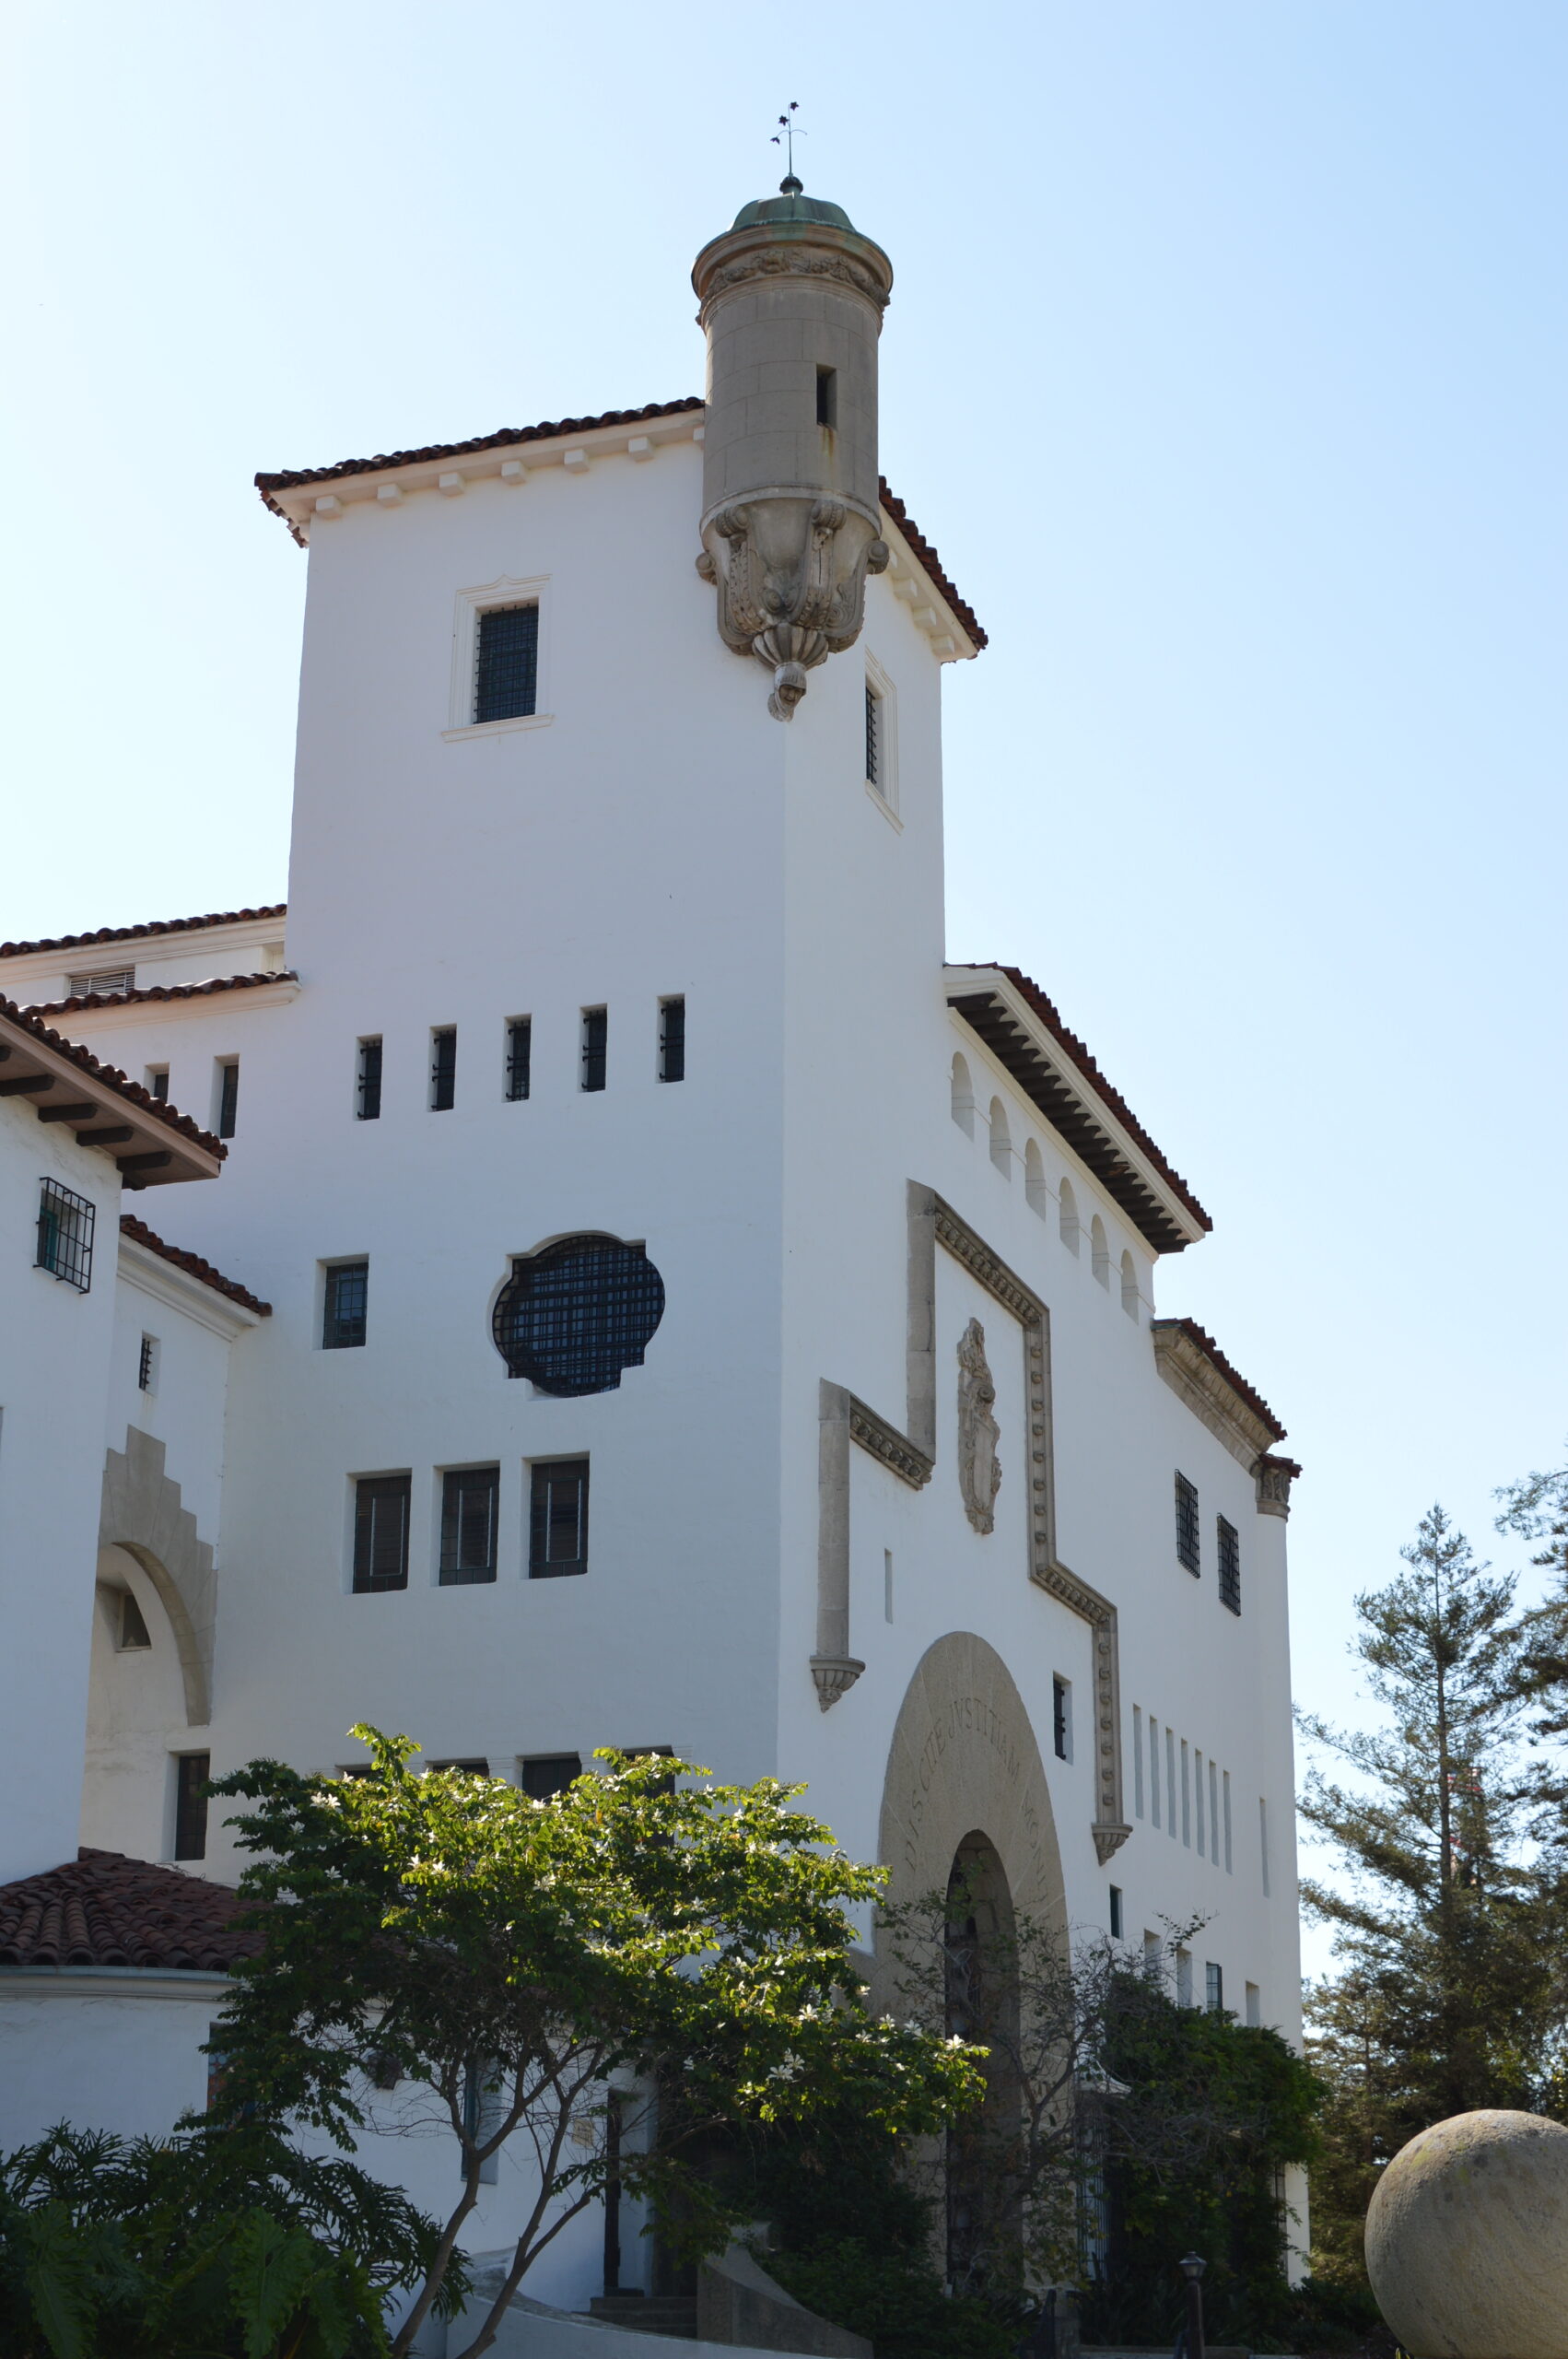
[1151, 1319, 1283, 1471]
[847, 1396, 933, 1489]
[930, 1194, 1044, 1322]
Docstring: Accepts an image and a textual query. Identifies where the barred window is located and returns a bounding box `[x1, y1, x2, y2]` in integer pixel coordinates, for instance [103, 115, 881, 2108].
[323, 1262, 369, 1350]
[216, 1060, 240, 1140]
[506, 1017, 532, 1103]
[173, 1753, 210, 1861]
[440, 1466, 499, 1586]
[357, 1038, 382, 1121]
[865, 680, 881, 786]
[1218, 1516, 1242, 1615]
[430, 1027, 457, 1112]
[529, 1459, 589, 1579]
[1052, 1676, 1070, 1762]
[353, 1474, 411, 1592]
[1175, 1473, 1200, 1576]
[36, 1180, 95, 1292]
[493, 1233, 665, 1395]
[1205, 1960, 1224, 2015]
[658, 996, 685, 1084]
[580, 1007, 607, 1093]
[474, 604, 538, 724]
[137, 1333, 158, 1392]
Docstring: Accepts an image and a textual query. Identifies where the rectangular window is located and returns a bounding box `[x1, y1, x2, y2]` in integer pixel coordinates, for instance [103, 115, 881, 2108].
[883, 1548, 894, 1625]
[1132, 1706, 1144, 1818]
[1259, 1796, 1270, 1896]
[173, 1752, 210, 1861]
[1175, 1472, 1200, 1575]
[36, 1180, 95, 1292]
[1180, 1739, 1192, 1847]
[1165, 1726, 1177, 1841]
[439, 1466, 500, 1586]
[865, 680, 881, 786]
[146, 1066, 170, 1102]
[118, 1590, 151, 1649]
[1245, 1981, 1261, 2029]
[1176, 1946, 1193, 2008]
[137, 1333, 158, 1393]
[357, 1038, 382, 1121]
[216, 1060, 240, 1140]
[529, 1458, 589, 1579]
[323, 1261, 369, 1351]
[1149, 1715, 1160, 1829]
[474, 603, 539, 724]
[658, 996, 685, 1084]
[505, 1017, 532, 1102]
[353, 1474, 411, 1592]
[520, 1754, 582, 1800]
[430, 1027, 457, 1111]
[1217, 1516, 1241, 1614]
[427, 1759, 490, 1776]
[67, 967, 135, 999]
[815, 366, 837, 429]
[1142, 1930, 1161, 1978]
[1205, 1961, 1224, 2014]
[1109, 1884, 1123, 1940]
[1052, 1675, 1071, 1762]
[1223, 1767, 1234, 1872]
[1209, 1758, 1221, 1864]
[580, 1007, 607, 1093]
[1195, 1748, 1206, 1855]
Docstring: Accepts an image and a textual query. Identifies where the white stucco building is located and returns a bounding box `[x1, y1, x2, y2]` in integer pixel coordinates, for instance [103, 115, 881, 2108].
[0, 175, 1304, 2323]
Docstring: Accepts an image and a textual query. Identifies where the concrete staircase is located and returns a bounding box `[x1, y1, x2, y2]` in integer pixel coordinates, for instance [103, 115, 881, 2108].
[588, 2294, 701, 2339]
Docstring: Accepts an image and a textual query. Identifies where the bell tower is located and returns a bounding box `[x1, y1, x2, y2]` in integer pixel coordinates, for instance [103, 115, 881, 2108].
[692, 179, 895, 719]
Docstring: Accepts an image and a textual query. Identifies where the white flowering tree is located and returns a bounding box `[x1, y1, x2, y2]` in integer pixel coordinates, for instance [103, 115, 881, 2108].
[208, 1734, 985, 2359]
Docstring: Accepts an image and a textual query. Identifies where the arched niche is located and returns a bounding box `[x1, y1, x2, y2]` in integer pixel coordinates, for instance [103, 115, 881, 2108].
[99, 1427, 215, 1727]
[1090, 1215, 1111, 1290]
[951, 1052, 977, 1139]
[1024, 1140, 1048, 1217]
[83, 1547, 198, 1859]
[988, 1098, 1012, 1177]
[1058, 1177, 1080, 1255]
[1119, 1250, 1140, 1320]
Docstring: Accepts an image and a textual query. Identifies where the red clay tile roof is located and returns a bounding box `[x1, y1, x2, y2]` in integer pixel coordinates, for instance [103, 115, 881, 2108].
[0, 1848, 257, 1974]
[121, 1215, 271, 1317]
[253, 402, 987, 648]
[30, 971, 297, 1019]
[1157, 1317, 1288, 1444]
[0, 996, 224, 1158]
[1, 907, 286, 960]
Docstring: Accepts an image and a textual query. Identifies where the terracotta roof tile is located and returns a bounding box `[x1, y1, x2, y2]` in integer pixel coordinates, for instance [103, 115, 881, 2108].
[0, 995, 224, 1157]
[0, 1848, 257, 1974]
[1160, 1317, 1288, 1444]
[1, 907, 286, 960]
[877, 480, 987, 651]
[30, 971, 297, 1018]
[120, 1215, 271, 1317]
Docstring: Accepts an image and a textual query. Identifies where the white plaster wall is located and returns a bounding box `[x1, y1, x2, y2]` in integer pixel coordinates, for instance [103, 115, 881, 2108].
[81, 1547, 199, 1860]
[0, 916, 287, 1013]
[0, 1106, 120, 1882]
[111, 1251, 241, 1542]
[0, 1980, 219, 2145]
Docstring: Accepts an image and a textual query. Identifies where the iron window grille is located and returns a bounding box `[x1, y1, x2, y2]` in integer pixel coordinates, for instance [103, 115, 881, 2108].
[1217, 1517, 1242, 1615]
[474, 603, 539, 724]
[520, 1753, 582, 1799]
[506, 1017, 532, 1102]
[658, 996, 685, 1084]
[173, 1753, 210, 1861]
[865, 681, 881, 786]
[216, 1061, 240, 1140]
[137, 1334, 157, 1392]
[493, 1233, 666, 1395]
[580, 1007, 607, 1093]
[353, 1474, 411, 1592]
[430, 1028, 457, 1111]
[67, 967, 134, 999]
[439, 1466, 500, 1585]
[1205, 1961, 1224, 2014]
[36, 1180, 95, 1292]
[529, 1459, 589, 1579]
[357, 1038, 382, 1121]
[1052, 1676, 1070, 1761]
[1175, 1473, 1200, 1576]
[323, 1262, 369, 1350]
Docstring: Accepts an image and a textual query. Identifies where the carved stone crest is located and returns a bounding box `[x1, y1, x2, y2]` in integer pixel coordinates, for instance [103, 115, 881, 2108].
[956, 1317, 1001, 1535]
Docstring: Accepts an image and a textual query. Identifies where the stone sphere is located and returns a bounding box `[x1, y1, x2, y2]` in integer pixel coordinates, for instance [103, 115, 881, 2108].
[1365, 2109, 1568, 2359]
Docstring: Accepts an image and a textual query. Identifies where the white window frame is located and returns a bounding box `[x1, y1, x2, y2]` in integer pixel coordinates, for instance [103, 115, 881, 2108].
[444, 574, 554, 740]
[862, 650, 900, 827]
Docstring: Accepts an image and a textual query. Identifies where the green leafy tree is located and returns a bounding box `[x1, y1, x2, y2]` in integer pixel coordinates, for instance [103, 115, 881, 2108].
[207, 1733, 985, 2359]
[1498, 1447, 1568, 1739]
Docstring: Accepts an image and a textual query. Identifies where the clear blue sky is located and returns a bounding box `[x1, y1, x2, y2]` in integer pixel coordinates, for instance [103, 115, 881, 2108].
[7, 3, 1564, 1959]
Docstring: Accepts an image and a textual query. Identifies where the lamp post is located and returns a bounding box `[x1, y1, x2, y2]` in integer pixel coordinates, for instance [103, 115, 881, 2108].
[1178, 2253, 1206, 2359]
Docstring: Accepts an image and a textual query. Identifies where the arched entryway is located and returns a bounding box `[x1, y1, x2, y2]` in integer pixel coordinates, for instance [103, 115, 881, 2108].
[944, 1830, 1023, 2291]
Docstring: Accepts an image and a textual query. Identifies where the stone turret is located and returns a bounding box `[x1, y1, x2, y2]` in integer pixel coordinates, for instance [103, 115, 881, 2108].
[692, 180, 895, 720]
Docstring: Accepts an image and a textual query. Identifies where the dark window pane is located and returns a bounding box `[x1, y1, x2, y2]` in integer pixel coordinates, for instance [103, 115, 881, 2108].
[323, 1262, 369, 1350]
[659, 997, 685, 1085]
[431, 1028, 456, 1111]
[1218, 1517, 1242, 1615]
[474, 604, 538, 723]
[150, 1069, 170, 1102]
[581, 1008, 606, 1093]
[357, 1038, 382, 1121]
[1175, 1473, 1200, 1576]
[440, 1466, 499, 1585]
[815, 367, 837, 428]
[865, 683, 880, 785]
[36, 1180, 95, 1293]
[493, 1236, 665, 1397]
[354, 1475, 411, 1592]
[138, 1334, 155, 1391]
[520, 1753, 582, 1800]
[1052, 1677, 1068, 1761]
[506, 1018, 531, 1102]
[217, 1062, 240, 1140]
[529, 1459, 589, 1579]
[174, 1753, 210, 1860]
[427, 1759, 489, 1776]
[118, 1590, 151, 1649]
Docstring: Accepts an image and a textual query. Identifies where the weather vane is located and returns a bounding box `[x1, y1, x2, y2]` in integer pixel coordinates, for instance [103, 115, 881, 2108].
[771, 101, 805, 190]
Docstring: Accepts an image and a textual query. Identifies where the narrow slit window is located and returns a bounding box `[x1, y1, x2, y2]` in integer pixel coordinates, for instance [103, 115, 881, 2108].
[322, 1261, 369, 1350]
[506, 1018, 532, 1102]
[137, 1333, 158, 1393]
[357, 1038, 382, 1121]
[1217, 1516, 1242, 1614]
[1109, 1885, 1123, 1940]
[1205, 1961, 1224, 2014]
[474, 603, 538, 723]
[118, 1590, 151, 1650]
[658, 996, 685, 1084]
[173, 1753, 210, 1860]
[430, 1027, 457, 1111]
[815, 366, 837, 429]
[1052, 1676, 1070, 1762]
[865, 680, 881, 787]
[580, 1008, 607, 1093]
[1175, 1473, 1200, 1575]
[216, 1061, 240, 1140]
[529, 1458, 589, 1579]
[353, 1474, 411, 1592]
[439, 1466, 500, 1586]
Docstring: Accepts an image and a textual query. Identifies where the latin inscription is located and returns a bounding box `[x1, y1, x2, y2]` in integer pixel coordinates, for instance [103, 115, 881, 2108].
[900, 1689, 1047, 1892]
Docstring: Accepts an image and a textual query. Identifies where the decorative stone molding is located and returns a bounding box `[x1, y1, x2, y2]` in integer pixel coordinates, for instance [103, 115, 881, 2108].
[700, 496, 889, 721]
[956, 1318, 1001, 1535]
[1254, 1453, 1302, 1519]
[848, 1395, 932, 1489]
[1094, 1823, 1135, 1867]
[1151, 1317, 1283, 1471]
[99, 1426, 216, 1727]
[811, 1657, 867, 1712]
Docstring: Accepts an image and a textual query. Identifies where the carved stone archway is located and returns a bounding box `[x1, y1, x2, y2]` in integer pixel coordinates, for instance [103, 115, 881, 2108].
[99, 1427, 216, 1727]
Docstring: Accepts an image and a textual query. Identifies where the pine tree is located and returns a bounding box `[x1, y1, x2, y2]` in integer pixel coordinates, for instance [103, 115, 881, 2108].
[1497, 1447, 1568, 1739]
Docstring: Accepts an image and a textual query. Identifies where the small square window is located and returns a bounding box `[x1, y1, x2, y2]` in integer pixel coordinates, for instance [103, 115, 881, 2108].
[658, 996, 685, 1084]
[216, 1060, 240, 1140]
[430, 1028, 456, 1112]
[36, 1180, 95, 1292]
[353, 1474, 411, 1592]
[1051, 1675, 1071, 1762]
[137, 1333, 159, 1393]
[323, 1262, 369, 1350]
[580, 1008, 607, 1094]
[1175, 1473, 1200, 1576]
[1217, 1517, 1241, 1615]
[505, 1017, 532, 1103]
[520, 1754, 582, 1800]
[474, 604, 538, 724]
[173, 1752, 210, 1861]
[146, 1066, 170, 1102]
[117, 1590, 152, 1650]
[529, 1458, 589, 1579]
[439, 1466, 499, 1586]
[357, 1038, 382, 1121]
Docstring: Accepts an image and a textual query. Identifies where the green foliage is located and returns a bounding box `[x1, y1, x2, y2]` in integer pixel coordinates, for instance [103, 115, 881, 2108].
[766, 2239, 1020, 2359]
[208, 1731, 985, 2359]
[0, 2120, 451, 2359]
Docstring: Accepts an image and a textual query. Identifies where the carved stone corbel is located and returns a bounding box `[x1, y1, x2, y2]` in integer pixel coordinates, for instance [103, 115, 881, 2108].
[1254, 1453, 1302, 1519]
[811, 1656, 866, 1711]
